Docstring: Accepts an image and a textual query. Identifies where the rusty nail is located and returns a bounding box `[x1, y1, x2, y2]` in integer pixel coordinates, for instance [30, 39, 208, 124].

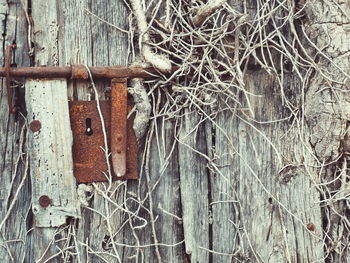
[117, 148, 122, 154]
[30, 120, 42, 132]
[117, 135, 123, 141]
[39, 195, 52, 208]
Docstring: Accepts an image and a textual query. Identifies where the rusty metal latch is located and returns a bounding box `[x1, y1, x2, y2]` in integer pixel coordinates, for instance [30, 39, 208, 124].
[1, 45, 170, 182]
[69, 78, 138, 183]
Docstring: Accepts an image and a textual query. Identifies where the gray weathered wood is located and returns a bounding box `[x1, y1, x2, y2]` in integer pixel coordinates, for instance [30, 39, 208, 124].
[59, 1, 129, 262]
[304, 1, 350, 261]
[211, 107, 240, 262]
[178, 110, 210, 262]
[26, 78, 80, 260]
[26, 78, 79, 228]
[0, 0, 32, 262]
[1, 0, 349, 262]
[57, 1, 187, 262]
[27, 0, 80, 261]
[59, 1, 131, 262]
[232, 72, 323, 262]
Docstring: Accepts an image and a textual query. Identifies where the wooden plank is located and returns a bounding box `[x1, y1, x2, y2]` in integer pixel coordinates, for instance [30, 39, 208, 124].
[303, 1, 350, 261]
[150, 119, 185, 262]
[25, 78, 80, 259]
[58, 1, 185, 262]
[210, 109, 239, 262]
[0, 0, 32, 262]
[117, 1, 185, 261]
[27, 0, 80, 261]
[58, 1, 130, 262]
[212, 71, 323, 262]
[124, 117, 185, 262]
[26, 78, 79, 227]
[178, 110, 210, 262]
[56, 3, 95, 260]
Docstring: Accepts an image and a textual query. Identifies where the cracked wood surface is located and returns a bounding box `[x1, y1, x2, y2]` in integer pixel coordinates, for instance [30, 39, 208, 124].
[304, 1, 350, 262]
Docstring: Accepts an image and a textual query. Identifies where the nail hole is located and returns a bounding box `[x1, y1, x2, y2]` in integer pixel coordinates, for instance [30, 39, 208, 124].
[85, 118, 93, 136]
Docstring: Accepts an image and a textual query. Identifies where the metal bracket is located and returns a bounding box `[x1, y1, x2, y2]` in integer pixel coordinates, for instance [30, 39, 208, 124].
[69, 78, 138, 183]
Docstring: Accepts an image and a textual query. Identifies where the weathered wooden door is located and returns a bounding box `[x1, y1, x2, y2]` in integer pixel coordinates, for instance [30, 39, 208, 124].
[1, 0, 350, 262]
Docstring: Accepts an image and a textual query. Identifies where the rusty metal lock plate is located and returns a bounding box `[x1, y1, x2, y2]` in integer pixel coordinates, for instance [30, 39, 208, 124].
[69, 100, 138, 183]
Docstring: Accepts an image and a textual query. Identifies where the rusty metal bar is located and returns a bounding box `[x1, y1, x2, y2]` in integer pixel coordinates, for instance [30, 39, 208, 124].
[0, 64, 170, 79]
[110, 78, 127, 177]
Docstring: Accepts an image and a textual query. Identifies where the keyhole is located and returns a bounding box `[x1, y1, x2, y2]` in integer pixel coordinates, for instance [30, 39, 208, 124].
[85, 118, 93, 136]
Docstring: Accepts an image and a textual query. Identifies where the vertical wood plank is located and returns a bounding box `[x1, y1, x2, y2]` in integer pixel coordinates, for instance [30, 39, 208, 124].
[304, 1, 350, 261]
[178, 110, 210, 263]
[152, 119, 185, 262]
[0, 0, 32, 262]
[59, 1, 129, 261]
[211, 110, 239, 262]
[26, 78, 80, 260]
[148, 118, 185, 261]
[212, 72, 324, 262]
[26, 78, 79, 228]
[28, 0, 80, 261]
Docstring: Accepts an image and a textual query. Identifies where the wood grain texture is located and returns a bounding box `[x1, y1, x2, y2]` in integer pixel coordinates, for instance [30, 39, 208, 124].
[58, 1, 129, 262]
[57, 1, 186, 262]
[1, 0, 349, 262]
[178, 110, 210, 263]
[210, 72, 324, 262]
[25, 78, 81, 262]
[0, 0, 32, 262]
[234, 72, 323, 262]
[211, 108, 240, 263]
[27, 0, 80, 261]
[303, 1, 350, 261]
[26, 78, 80, 228]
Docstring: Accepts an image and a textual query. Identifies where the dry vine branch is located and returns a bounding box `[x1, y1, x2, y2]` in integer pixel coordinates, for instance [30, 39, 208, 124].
[123, 0, 350, 261]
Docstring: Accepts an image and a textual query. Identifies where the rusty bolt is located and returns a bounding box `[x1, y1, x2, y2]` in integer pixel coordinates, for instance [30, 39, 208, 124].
[117, 135, 123, 141]
[307, 223, 315, 231]
[117, 148, 122, 154]
[30, 120, 42, 132]
[38, 195, 52, 208]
